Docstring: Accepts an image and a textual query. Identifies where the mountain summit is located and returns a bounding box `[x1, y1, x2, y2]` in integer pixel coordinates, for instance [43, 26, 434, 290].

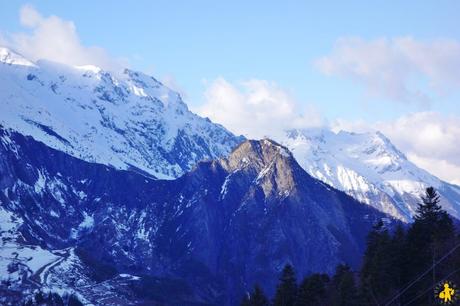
[0, 129, 392, 304]
[283, 128, 460, 222]
[1, 46, 458, 305]
[0, 47, 242, 179]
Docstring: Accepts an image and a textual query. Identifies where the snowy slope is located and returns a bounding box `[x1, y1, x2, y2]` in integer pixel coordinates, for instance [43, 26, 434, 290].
[0, 207, 61, 286]
[283, 129, 460, 222]
[0, 129, 393, 304]
[0, 47, 242, 179]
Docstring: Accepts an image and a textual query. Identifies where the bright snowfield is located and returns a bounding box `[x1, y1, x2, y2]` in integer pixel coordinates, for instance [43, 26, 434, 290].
[1, 45, 460, 305]
[2, 46, 460, 222]
[283, 129, 460, 222]
[0, 206, 95, 305]
[0, 47, 241, 179]
[1, 46, 460, 222]
[0, 207, 59, 284]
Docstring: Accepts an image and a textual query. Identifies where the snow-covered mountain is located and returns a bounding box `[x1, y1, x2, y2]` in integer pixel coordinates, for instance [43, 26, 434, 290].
[0, 128, 393, 304]
[1, 44, 459, 304]
[0, 47, 242, 179]
[2, 46, 457, 223]
[283, 129, 460, 222]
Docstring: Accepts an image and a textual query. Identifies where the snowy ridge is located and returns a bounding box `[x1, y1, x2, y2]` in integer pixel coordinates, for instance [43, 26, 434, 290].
[0, 47, 242, 179]
[0, 47, 36, 67]
[283, 128, 460, 222]
[0, 131, 393, 304]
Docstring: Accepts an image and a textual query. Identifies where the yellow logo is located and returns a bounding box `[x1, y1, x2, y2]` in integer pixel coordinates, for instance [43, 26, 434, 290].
[436, 281, 458, 305]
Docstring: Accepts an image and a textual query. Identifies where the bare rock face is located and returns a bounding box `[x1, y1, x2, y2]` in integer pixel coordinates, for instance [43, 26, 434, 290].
[221, 139, 297, 197]
[0, 129, 394, 305]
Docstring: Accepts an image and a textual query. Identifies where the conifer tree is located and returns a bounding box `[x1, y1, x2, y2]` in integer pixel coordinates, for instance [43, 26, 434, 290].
[273, 264, 297, 306]
[405, 187, 455, 304]
[67, 294, 84, 306]
[331, 264, 359, 306]
[295, 273, 330, 306]
[387, 223, 407, 304]
[251, 285, 270, 306]
[241, 284, 270, 306]
[241, 293, 251, 306]
[360, 219, 393, 304]
[414, 187, 454, 240]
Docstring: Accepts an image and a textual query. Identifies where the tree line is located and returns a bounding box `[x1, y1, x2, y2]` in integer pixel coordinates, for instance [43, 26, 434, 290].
[241, 187, 460, 306]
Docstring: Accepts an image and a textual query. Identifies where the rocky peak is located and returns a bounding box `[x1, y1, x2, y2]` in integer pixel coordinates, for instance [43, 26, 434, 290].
[219, 138, 298, 198]
[223, 139, 291, 168]
[0, 125, 393, 305]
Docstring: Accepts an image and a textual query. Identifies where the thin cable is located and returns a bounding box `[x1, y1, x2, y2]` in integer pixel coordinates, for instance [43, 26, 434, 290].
[404, 267, 460, 306]
[384, 242, 460, 306]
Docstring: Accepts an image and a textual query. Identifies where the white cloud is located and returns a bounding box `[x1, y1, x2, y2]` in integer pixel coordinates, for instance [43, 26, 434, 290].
[194, 78, 324, 139]
[19, 4, 43, 27]
[195, 78, 459, 186]
[161, 74, 189, 100]
[1, 5, 123, 70]
[377, 112, 460, 165]
[406, 153, 460, 186]
[315, 37, 460, 105]
[333, 112, 460, 185]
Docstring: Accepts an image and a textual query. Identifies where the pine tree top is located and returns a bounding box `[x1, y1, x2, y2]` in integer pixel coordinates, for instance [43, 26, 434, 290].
[415, 187, 444, 222]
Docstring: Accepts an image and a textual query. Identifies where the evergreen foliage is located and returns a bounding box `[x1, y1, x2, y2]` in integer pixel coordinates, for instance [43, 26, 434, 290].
[331, 264, 360, 306]
[241, 284, 270, 306]
[240, 187, 460, 306]
[273, 264, 298, 306]
[22, 291, 83, 306]
[295, 273, 329, 306]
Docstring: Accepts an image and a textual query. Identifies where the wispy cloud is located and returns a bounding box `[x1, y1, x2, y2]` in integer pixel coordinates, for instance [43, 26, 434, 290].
[194, 77, 324, 139]
[333, 111, 460, 185]
[1, 4, 124, 70]
[315, 37, 460, 106]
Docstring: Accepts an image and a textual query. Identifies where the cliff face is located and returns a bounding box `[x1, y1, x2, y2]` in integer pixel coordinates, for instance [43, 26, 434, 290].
[0, 129, 393, 304]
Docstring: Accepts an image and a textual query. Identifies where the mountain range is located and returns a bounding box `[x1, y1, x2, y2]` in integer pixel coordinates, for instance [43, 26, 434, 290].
[0, 47, 242, 179]
[0, 47, 458, 305]
[283, 129, 460, 222]
[0, 127, 391, 304]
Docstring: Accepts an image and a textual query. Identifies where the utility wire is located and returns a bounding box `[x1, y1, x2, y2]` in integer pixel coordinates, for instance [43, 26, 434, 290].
[384, 242, 460, 306]
[404, 267, 460, 306]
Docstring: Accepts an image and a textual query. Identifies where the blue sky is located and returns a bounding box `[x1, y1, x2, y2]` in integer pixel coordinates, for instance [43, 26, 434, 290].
[1, 1, 459, 119]
[1, 1, 460, 183]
